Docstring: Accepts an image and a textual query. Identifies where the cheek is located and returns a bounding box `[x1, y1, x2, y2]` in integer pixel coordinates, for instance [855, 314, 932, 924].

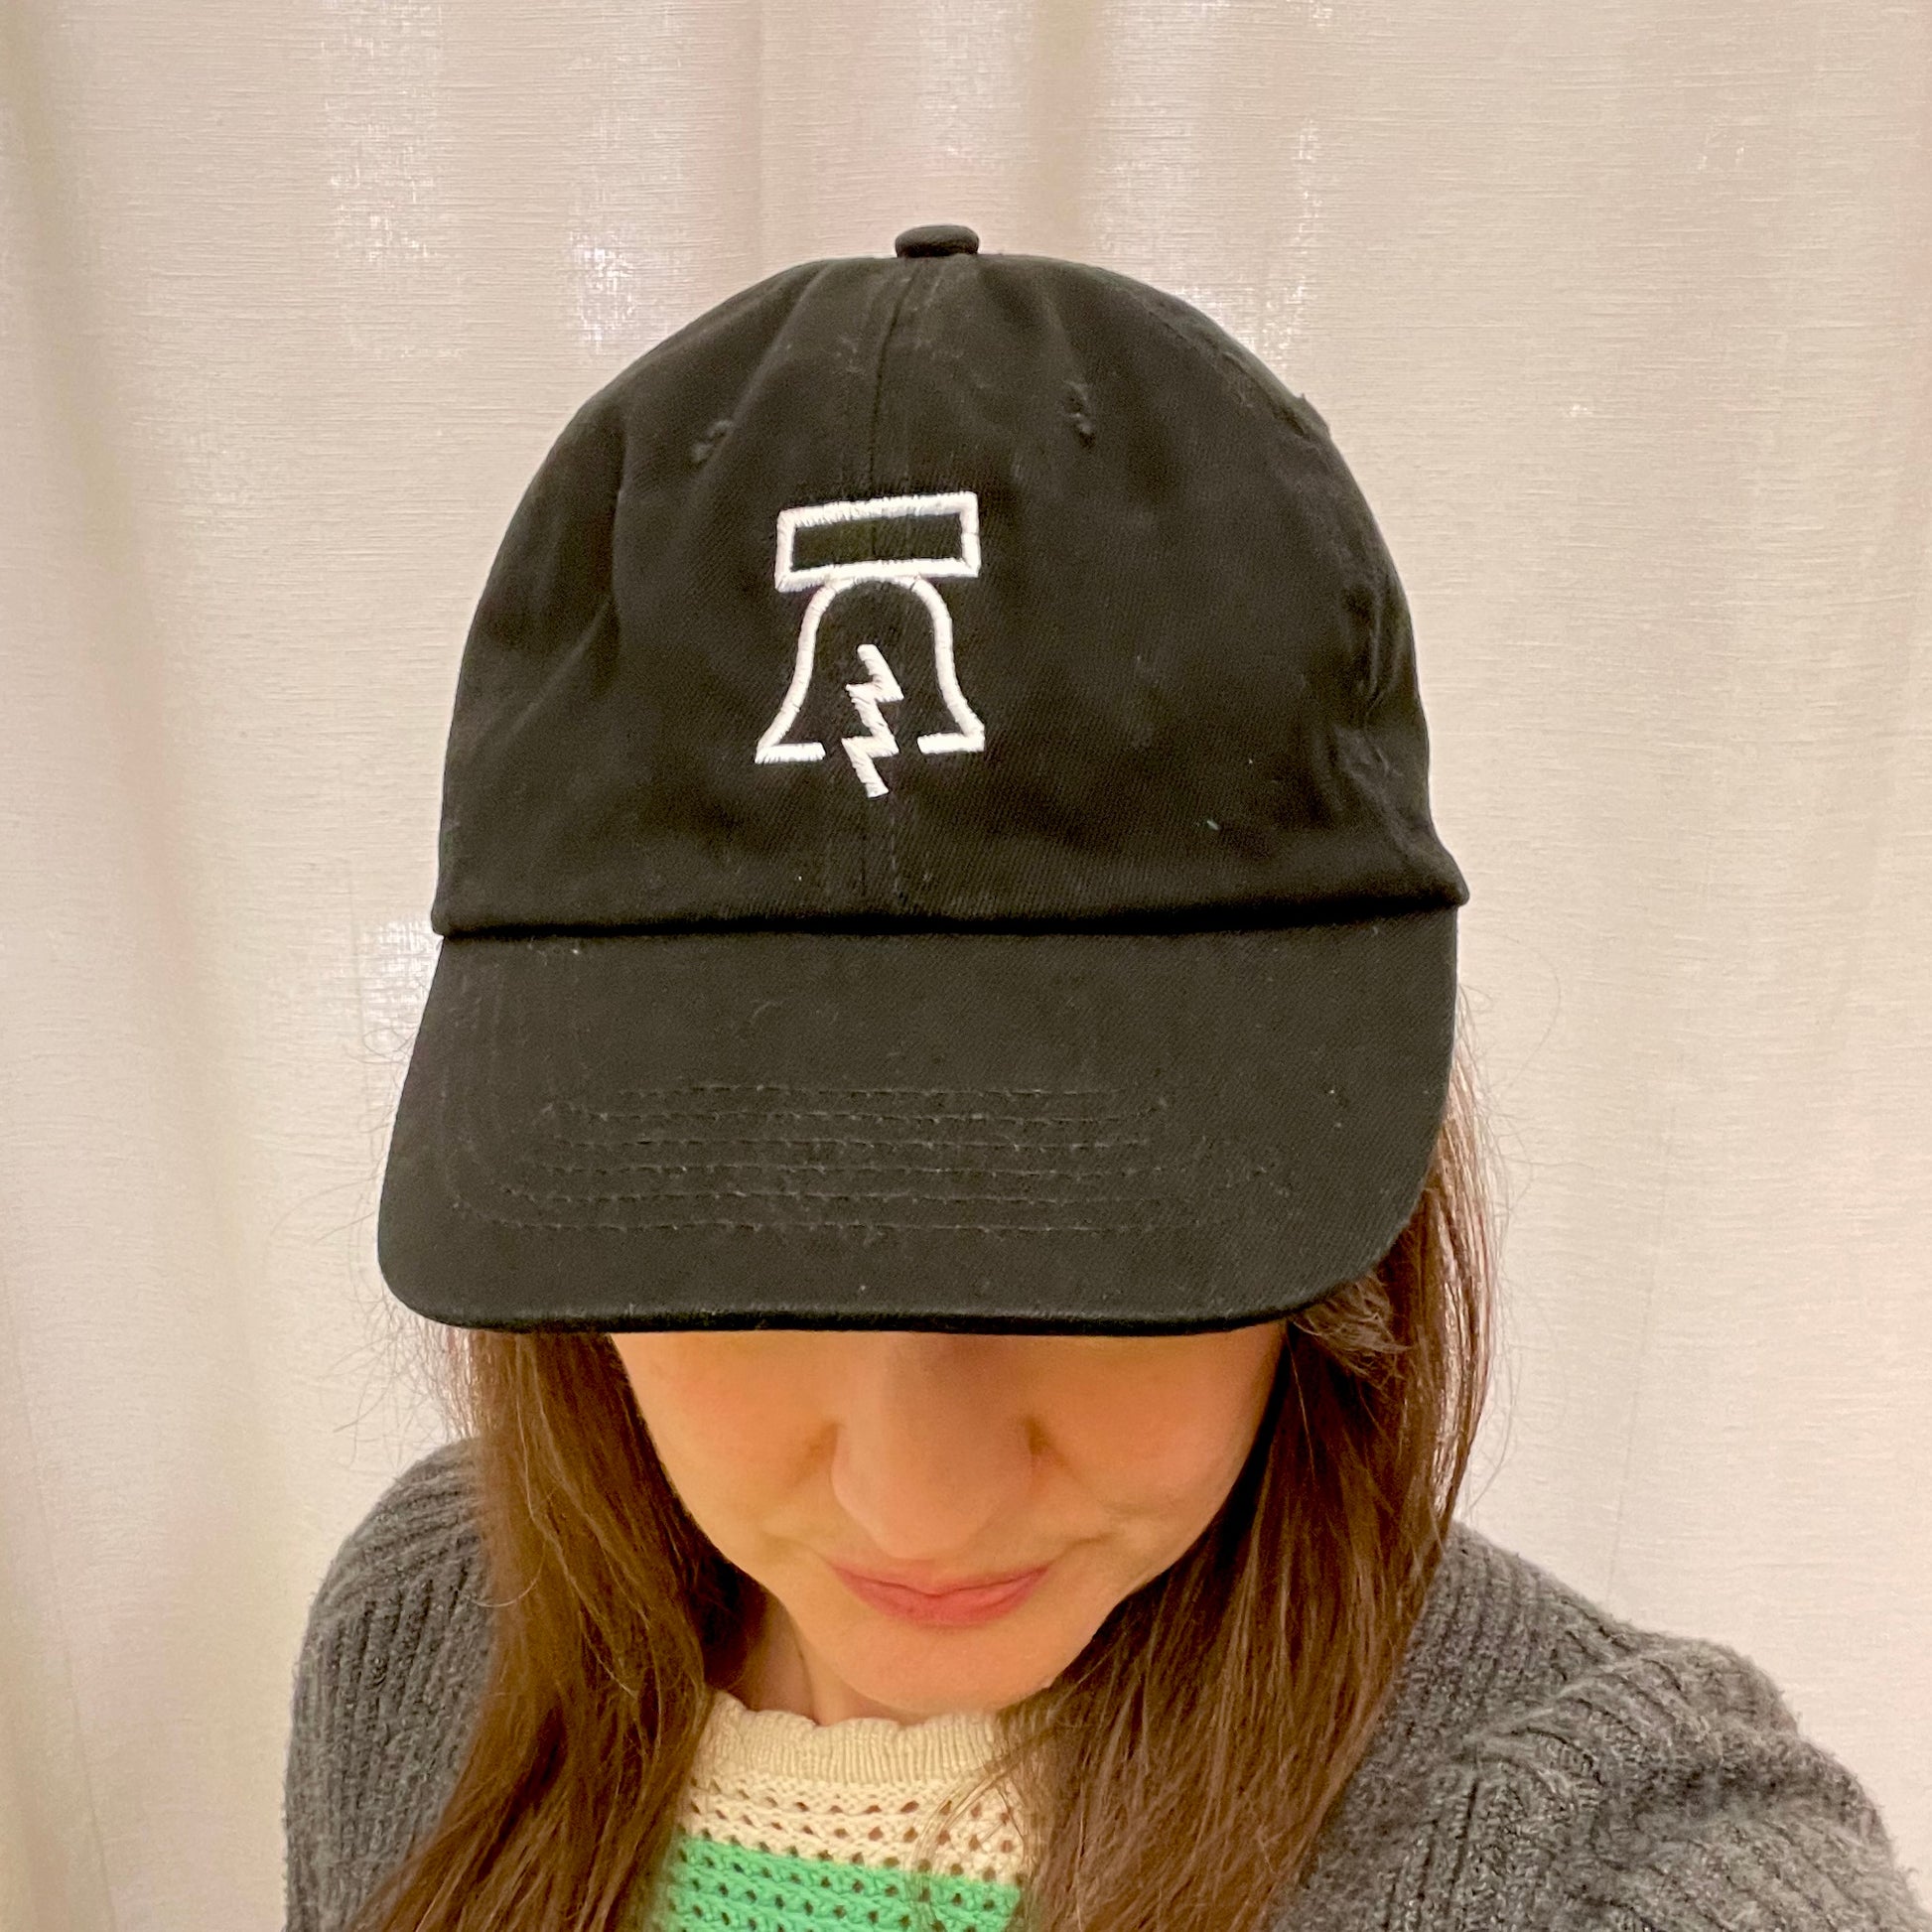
[616, 1341, 810, 1522]
[1056, 1358, 1274, 1518]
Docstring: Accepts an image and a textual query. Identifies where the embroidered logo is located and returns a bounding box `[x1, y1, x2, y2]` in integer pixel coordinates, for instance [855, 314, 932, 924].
[757, 489, 986, 798]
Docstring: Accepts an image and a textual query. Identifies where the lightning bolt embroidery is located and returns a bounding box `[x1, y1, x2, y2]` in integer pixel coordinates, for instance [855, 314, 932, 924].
[841, 643, 903, 797]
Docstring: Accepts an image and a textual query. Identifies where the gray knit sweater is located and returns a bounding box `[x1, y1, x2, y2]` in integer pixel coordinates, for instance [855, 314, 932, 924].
[283, 1440, 1930, 1931]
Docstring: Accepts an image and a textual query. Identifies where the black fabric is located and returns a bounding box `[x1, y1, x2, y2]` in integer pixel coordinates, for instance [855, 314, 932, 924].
[429, 250, 1463, 933]
[379, 232, 1470, 1333]
[378, 909, 1456, 1333]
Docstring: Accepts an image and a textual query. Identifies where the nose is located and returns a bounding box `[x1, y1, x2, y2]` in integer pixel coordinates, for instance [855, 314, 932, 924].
[828, 1333, 1035, 1565]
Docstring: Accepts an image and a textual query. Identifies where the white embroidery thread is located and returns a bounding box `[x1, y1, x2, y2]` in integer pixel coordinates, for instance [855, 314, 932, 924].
[841, 642, 902, 799]
[758, 489, 986, 795]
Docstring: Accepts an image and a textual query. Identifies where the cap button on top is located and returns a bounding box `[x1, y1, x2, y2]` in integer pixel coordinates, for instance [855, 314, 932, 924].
[895, 223, 980, 258]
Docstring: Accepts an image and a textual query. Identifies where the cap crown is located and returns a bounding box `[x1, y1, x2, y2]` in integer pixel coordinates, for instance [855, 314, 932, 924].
[432, 248, 1466, 933]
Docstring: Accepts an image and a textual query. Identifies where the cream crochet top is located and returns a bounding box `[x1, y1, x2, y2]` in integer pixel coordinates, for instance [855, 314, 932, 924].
[638, 1685, 1031, 1930]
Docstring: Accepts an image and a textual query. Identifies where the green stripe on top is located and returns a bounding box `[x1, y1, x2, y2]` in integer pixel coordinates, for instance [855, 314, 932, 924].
[644, 1825, 1027, 1932]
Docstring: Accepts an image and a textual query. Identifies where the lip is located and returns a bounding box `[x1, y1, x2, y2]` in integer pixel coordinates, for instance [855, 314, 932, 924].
[840, 1562, 1045, 1594]
[831, 1562, 1051, 1628]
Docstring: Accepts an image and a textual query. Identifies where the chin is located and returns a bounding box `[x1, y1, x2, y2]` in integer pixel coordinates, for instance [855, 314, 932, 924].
[832, 1633, 1072, 1720]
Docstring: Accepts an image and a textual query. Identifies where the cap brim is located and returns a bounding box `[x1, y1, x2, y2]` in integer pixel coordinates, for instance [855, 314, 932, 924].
[376, 909, 1457, 1334]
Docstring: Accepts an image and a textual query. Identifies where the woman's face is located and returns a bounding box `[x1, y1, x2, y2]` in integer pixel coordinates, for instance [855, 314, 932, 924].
[608, 1321, 1287, 1727]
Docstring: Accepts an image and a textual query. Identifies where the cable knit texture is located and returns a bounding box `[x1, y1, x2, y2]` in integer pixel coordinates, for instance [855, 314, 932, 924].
[282, 1441, 1930, 1932]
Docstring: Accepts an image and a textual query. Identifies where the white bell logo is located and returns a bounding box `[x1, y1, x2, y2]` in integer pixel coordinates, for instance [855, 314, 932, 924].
[757, 489, 987, 798]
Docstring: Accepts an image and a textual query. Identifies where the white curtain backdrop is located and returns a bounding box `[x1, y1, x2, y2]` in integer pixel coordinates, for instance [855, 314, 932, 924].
[2, 1, 1927, 1925]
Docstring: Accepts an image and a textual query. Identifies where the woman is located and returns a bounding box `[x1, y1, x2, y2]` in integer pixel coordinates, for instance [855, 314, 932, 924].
[283, 224, 1927, 1932]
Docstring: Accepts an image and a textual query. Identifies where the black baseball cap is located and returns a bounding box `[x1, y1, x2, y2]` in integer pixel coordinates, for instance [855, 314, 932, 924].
[375, 221, 1469, 1336]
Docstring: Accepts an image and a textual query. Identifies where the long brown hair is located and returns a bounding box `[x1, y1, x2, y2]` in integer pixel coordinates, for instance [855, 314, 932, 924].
[350, 1006, 1500, 1932]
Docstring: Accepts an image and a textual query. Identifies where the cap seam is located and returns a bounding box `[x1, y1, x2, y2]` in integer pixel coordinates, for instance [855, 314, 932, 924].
[866, 262, 931, 912]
